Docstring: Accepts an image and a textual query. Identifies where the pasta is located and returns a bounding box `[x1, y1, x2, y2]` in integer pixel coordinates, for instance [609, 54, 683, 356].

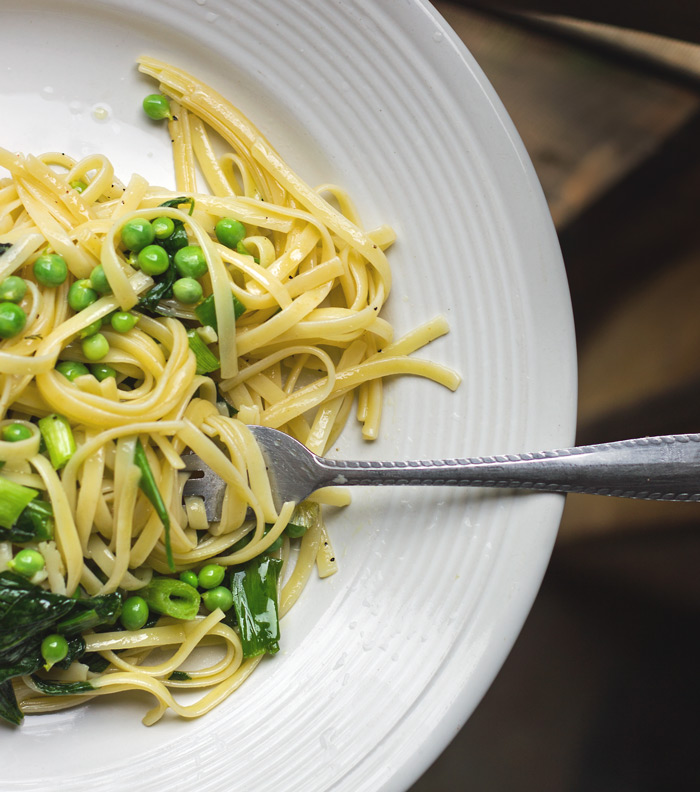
[0, 58, 459, 726]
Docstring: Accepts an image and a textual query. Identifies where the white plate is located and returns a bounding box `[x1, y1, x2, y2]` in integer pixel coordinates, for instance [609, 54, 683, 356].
[0, 1, 576, 790]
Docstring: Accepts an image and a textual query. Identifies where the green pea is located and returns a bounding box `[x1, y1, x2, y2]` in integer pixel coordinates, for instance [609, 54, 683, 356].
[121, 217, 155, 252]
[143, 94, 172, 121]
[172, 277, 203, 305]
[80, 317, 103, 338]
[120, 596, 150, 630]
[198, 563, 225, 590]
[56, 360, 90, 381]
[137, 244, 170, 276]
[1, 422, 33, 442]
[0, 276, 27, 303]
[110, 311, 138, 333]
[10, 548, 45, 577]
[90, 363, 117, 381]
[81, 332, 109, 361]
[174, 245, 207, 279]
[41, 633, 69, 671]
[33, 254, 68, 287]
[202, 586, 233, 613]
[68, 279, 98, 311]
[0, 302, 27, 339]
[179, 570, 199, 588]
[70, 180, 88, 193]
[152, 216, 175, 240]
[215, 218, 246, 249]
[89, 265, 111, 295]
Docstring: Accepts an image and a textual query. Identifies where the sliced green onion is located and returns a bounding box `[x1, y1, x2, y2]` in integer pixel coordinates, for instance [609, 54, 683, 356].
[38, 414, 76, 470]
[286, 501, 320, 538]
[186, 329, 220, 375]
[133, 440, 173, 571]
[140, 577, 201, 620]
[0, 475, 38, 530]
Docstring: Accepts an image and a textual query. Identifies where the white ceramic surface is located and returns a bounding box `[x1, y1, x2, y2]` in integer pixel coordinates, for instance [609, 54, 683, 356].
[0, 1, 576, 790]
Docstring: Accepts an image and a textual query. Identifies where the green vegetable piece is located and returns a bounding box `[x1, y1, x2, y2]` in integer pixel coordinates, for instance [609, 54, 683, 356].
[38, 413, 76, 470]
[28, 676, 95, 696]
[90, 363, 116, 382]
[81, 333, 109, 361]
[215, 218, 246, 249]
[8, 548, 45, 578]
[80, 317, 103, 338]
[110, 311, 138, 333]
[89, 265, 111, 295]
[168, 670, 191, 681]
[55, 591, 122, 636]
[0, 475, 38, 529]
[33, 254, 68, 287]
[174, 245, 207, 279]
[0, 302, 26, 339]
[70, 180, 88, 193]
[159, 223, 189, 254]
[202, 586, 233, 613]
[0, 571, 119, 724]
[41, 633, 68, 671]
[286, 501, 320, 538]
[172, 277, 203, 304]
[68, 279, 98, 311]
[198, 563, 225, 590]
[56, 360, 90, 381]
[231, 556, 283, 658]
[0, 499, 54, 543]
[266, 534, 284, 553]
[194, 293, 246, 331]
[1, 423, 33, 443]
[0, 276, 27, 303]
[0, 679, 23, 725]
[133, 440, 173, 571]
[120, 596, 149, 630]
[121, 217, 155, 252]
[186, 329, 220, 375]
[152, 216, 175, 240]
[143, 94, 172, 121]
[140, 578, 200, 620]
[137, 244, 170, 276]
[179, 570, 198, 588]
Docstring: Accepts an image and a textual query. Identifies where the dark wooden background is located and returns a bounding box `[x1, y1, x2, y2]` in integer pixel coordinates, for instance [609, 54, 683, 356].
[411, 4, 700, 789]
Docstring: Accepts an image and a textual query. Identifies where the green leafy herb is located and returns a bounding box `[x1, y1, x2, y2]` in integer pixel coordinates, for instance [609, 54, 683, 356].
[0, 499, 54, 543]
[0, 572, 122, 725]
[168, 670, 191, 681]
[29, 675, 95, 696]
[231, 556, 283, 658]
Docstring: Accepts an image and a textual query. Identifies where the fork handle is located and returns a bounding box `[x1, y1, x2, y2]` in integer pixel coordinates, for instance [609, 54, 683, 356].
[314, 434, 700, 501]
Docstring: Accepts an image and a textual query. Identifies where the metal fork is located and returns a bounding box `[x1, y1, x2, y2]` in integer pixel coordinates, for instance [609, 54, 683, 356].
[182, 428, 700, 521]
